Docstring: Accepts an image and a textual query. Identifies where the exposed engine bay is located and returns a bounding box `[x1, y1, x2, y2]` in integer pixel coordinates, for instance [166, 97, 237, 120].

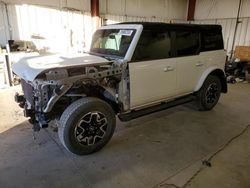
[15, 59, 130, 131]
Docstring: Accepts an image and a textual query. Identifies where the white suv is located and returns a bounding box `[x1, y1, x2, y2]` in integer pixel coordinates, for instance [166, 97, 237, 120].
[12, 22, 227, 155]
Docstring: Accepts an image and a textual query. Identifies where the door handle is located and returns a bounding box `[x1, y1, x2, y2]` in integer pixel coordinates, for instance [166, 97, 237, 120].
[164, 66, 174, 72]
[196, 62, 204, 67]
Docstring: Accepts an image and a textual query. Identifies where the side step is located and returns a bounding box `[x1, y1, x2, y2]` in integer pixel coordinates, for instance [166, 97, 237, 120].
[118, 95, 196, 122]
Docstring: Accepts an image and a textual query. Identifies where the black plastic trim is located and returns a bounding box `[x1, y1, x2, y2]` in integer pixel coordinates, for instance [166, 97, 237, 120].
[118, 94, 195, 122]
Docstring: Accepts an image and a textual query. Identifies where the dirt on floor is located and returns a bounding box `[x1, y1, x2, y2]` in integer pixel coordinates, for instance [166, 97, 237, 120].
[0, 83, 250, 188]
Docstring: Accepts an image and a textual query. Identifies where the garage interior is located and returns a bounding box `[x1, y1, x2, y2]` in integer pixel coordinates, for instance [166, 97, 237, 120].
[0, 0, 250, 188]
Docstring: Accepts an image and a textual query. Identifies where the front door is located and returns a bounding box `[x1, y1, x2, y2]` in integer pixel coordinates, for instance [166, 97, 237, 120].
[129, 59, 177, 109]
[128, 29, 177, 109]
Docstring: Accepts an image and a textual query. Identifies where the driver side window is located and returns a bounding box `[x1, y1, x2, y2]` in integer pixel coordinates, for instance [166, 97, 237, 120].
[132, 30, 171, 62]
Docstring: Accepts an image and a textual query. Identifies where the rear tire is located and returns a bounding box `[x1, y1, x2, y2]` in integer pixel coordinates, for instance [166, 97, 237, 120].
[197, 75, 222, 111]
[58, 97, 116, 155]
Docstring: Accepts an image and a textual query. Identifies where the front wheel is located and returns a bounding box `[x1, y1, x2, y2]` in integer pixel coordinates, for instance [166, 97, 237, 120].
[196, 75, 222, 111]
[58, 97, 116, 155]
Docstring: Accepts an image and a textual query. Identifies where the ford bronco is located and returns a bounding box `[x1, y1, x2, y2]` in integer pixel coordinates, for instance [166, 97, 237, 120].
[12, 22, 227, 155]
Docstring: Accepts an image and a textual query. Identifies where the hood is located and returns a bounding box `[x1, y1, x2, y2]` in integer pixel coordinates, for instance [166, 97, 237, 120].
[12, 53, 109, 81]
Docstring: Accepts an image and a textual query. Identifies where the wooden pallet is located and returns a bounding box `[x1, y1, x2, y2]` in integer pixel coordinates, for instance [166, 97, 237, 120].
[235, 46, 250, 61]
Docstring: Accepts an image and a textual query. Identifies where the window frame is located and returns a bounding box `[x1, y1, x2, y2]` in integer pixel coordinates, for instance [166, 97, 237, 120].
[90, 29, 136, 58]
[171, 29, 201, 58]
[200, 30, 224, 52]
[130, 29, 175, 62]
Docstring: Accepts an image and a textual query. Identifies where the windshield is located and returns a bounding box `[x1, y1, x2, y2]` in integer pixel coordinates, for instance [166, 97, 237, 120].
[90, 29, 136, 58]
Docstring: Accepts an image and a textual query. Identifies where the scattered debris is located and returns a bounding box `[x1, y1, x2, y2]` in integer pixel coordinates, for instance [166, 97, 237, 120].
[226, 46, 250, 84]
[182, 124, 250, 188]
[156, 124, 250, 188]
[202, 160, 212, 167]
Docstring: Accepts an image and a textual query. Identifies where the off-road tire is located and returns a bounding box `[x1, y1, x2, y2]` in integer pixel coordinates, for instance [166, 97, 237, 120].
[58, 97, 116, 155]
[197, 75, 222, 111]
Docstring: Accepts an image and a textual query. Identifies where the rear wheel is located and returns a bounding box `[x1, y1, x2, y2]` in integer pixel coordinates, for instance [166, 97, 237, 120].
[58, 97, 116, 155]
[197, 75, 222, 111]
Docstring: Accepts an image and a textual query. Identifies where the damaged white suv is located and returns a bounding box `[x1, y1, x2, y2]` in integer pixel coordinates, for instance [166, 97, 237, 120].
[12, 22, 227, 155]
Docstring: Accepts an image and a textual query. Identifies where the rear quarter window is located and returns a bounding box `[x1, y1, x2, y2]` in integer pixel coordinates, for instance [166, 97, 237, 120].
[201, 30, 224, 51]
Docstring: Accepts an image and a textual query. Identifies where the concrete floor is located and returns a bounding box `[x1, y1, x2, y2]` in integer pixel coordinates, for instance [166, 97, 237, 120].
[0, 84, 250, 188]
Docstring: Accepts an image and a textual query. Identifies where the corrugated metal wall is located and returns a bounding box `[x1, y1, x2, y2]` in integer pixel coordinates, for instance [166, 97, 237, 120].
[0, 3, 93, 52]
[195, 0, 250, 20]
[102, 14, 187, 25]
[100, 0, 188, 20]
[101, 0, 250, 54]
[1, 0, 249, 55]
[102, 15, 250, 54]
[0, 0, 90, 12]
[0, 2, 10, 47]
[193, 0, 250, 54]
[191, 18, 250, 54]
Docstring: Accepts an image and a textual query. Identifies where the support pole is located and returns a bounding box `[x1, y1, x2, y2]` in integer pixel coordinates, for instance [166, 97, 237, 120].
[4, 53, 13, 86]
[90, 0, 100, 40]
[229, 0, 242, 60]
[91, 0, 99, 17]
[187, 0, 196, 21]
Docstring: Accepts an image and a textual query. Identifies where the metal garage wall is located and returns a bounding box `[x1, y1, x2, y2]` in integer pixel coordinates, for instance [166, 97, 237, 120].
[101, 0, 250, 55]
[192, 18, 250, 54]
[2, 3, 92, 53]
[194, 0, 250, 20]
[194, 0, 250, 54]
[102, 14, 171, 25]
[0, 0, 90, 12]
[0, 2, 10, 47]
[100, 0, 188, 20]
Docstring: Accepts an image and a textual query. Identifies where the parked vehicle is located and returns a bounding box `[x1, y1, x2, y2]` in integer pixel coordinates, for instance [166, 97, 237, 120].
[12, 22, 227, 155]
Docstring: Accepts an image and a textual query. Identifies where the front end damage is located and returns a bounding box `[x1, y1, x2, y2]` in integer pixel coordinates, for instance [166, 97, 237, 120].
[14, 59, 129, 131]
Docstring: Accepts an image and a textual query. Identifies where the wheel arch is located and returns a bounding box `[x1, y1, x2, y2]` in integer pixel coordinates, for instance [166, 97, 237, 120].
[195, 67, 227, 93]
[50, 81, 120, 116]
[66, 83, 120, 113]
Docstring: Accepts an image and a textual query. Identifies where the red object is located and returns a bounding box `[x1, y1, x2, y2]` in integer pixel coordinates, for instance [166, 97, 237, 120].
[187, 0, 196, 21]
[91, 0, 99, 17]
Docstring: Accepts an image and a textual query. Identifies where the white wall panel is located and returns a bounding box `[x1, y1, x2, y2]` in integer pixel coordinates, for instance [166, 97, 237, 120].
[195, 0, 250, 20]
[100, 0, 187, 20]
[103, 15, 250, 54]
[192, 18, 250, 53]
[0, 3, 93, 52]
[102, 14, 175, 25]
[1, 0, 90, 11]
[0, 2, 10, 47]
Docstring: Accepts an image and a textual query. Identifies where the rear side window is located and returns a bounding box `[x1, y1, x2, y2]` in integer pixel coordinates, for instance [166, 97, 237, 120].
[201, 30, 224, 51]
[132, 30, 171, 61]
[174, 31, 200, 56]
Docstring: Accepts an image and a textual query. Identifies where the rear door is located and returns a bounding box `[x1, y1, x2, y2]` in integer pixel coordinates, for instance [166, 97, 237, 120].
[172, 30, 205, 95]
[129, 29, 177, 109]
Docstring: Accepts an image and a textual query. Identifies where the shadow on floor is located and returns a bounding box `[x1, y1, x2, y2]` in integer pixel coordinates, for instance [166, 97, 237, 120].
[0, 84, 250, 188]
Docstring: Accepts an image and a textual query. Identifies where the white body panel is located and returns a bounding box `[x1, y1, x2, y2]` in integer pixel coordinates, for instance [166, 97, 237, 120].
[129, 59, 177, 109]
[11, 53, 109, 82]
[12, 23, 226, 112]
[176, 50, 226, 94]
[12, 24, 143, 82]
[194, 50, 226, 91]
[129, 50, 226, 109]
